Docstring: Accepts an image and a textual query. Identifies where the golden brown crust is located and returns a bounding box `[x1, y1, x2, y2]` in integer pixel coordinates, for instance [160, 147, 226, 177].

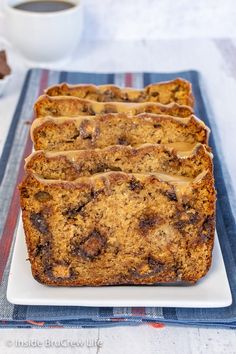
[25, 143, 213, 180]
[19, 170, 215, 286]
[45, 78, 194, 107]
[31, 113, 209, 151]
[34, 95, 193, 118]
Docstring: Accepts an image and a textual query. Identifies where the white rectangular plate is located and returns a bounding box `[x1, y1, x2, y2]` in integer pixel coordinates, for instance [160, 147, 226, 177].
[7, 218, 232, 307]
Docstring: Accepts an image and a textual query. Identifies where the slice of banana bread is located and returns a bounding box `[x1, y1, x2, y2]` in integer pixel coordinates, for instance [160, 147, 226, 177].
[31, 113, 209, 151]
[19, 170, 215, 286]
[34, 95, 193, 118]
[25, 143, 212, 181]
[45, 78, 194, 107]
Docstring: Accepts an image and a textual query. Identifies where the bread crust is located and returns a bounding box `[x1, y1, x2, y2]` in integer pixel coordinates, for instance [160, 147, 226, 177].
[34, 95, 193, 118]
[31, 113, 210, 151]
[25, 143, 213, 180]
[45, 78, 194, 107]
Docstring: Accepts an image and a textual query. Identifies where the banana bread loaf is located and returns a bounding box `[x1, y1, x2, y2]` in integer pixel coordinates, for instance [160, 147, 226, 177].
[31, 113, 209, 152]
[25, 143, 212, 181]
[19, 170, 215, 286]
[19, 77, 216, 287]
[45, 78, 194, 107]
[34, 95, 193, 118]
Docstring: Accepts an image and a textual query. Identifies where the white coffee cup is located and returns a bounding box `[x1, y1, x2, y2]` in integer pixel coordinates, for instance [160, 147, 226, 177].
[1, 0, 83, 63]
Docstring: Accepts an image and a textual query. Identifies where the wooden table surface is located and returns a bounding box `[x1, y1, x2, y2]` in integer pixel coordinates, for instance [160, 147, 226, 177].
[0, 38, 236, 353]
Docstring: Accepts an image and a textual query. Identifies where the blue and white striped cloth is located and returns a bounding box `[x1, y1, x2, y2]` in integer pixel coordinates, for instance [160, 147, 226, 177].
[0, 69, 235, 328]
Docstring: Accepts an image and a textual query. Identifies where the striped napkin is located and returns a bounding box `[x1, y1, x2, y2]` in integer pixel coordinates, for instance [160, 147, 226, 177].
[0, 69, 236, 328]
